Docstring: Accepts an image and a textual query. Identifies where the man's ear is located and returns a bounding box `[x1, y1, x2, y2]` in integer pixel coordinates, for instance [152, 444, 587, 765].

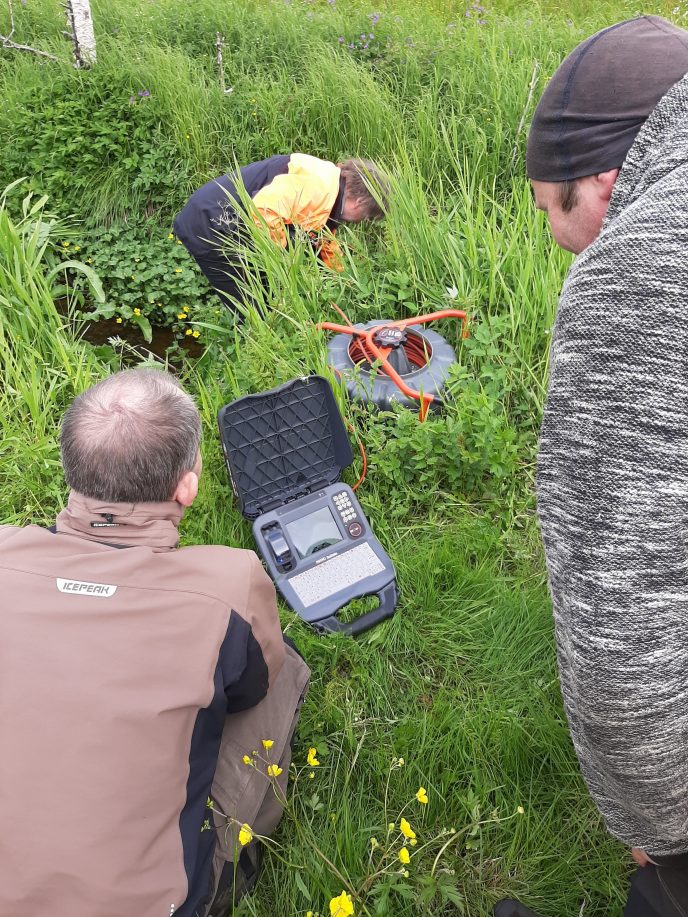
[597, 168, 620, 202]
[172, 469, 199, 508]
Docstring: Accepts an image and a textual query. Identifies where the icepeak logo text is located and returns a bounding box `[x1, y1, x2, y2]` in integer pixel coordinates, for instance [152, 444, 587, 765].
[56, 578, 117, 597]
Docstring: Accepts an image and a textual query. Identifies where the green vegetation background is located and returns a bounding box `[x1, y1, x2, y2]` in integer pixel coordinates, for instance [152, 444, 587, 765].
[1, 0, 684, 913]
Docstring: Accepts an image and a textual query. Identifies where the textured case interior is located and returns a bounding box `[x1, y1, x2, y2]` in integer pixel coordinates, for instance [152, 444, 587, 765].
[218, 376, 353, 519]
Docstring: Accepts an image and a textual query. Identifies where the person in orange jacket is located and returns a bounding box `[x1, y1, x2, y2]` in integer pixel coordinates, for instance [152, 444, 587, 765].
[174, 153, 388, 305]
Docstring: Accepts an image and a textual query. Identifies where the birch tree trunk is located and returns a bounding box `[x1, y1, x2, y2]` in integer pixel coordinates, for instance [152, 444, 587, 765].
[64, 0, 96, 67]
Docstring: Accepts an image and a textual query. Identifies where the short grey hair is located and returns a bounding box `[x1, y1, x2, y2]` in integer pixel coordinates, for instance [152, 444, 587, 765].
[60, 369, 202, 503]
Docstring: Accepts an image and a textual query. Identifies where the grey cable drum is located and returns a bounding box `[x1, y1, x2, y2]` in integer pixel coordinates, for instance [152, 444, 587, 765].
[326, 320, 457, 411]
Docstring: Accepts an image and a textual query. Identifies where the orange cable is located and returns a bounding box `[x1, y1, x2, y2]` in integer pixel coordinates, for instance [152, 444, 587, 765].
[347, 422, 367, 492]
[331, 301, 354, 327]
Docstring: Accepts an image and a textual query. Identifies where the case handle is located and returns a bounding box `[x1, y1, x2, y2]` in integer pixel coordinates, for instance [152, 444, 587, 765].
[313, 581, 398, 637]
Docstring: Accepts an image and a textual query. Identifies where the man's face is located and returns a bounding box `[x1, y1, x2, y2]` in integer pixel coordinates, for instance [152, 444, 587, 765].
[340, 194, 369, 224]
[531, 172, 618, 255]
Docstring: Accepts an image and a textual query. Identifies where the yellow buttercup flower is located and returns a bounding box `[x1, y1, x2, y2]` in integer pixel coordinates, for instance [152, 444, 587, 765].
[262, 739, 274, 749]
[176, 239, 182, 244]
[307, 747, 320, 767]
[74, 245, 81, 252]
[308, 771, 315, 779]
[177, 313, 186, 319]
[399, 847, 410, 865]
[115, 317, 122, 323]
[416, 787, 428, 804]
[267, 764, 282, 778]
[329, 890, 354, 916]
[86, 257, 93, 263]
[400, 818, 415, 840]
[174, 268, 183, 273]
[192, 330, 200, 338]
[242, 755, 253, 765]
[133, 308, 141, 316]
[167, 232, 174, 240]
[185, 328, 193, 336]
[238, 824, 253, 846]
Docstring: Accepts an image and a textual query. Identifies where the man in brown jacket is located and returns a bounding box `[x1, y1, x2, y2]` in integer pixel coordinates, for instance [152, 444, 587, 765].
[0, 368, 310, 917]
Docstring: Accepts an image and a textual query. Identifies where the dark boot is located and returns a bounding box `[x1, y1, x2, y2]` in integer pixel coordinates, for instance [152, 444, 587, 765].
[493, 899, 542, 917]
[207, 843, 263, 916]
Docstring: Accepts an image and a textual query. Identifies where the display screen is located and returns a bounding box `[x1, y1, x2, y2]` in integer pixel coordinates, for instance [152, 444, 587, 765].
[286, 506, 342, 558]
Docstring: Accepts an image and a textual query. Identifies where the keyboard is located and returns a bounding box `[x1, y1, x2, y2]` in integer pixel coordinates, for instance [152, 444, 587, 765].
[288, 542, 385, 608]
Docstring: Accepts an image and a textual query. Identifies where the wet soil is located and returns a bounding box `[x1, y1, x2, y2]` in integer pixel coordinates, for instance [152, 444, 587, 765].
[80, 313, 205, 360]
[56, 299, 204, 362]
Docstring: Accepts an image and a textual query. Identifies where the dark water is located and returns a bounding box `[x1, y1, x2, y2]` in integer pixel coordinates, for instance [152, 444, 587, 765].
[56, 300, 204, 362]
[79, 314, 205, 360]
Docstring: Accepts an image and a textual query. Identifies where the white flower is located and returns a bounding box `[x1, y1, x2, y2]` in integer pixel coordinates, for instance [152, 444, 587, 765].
[446, 285, 459, 300]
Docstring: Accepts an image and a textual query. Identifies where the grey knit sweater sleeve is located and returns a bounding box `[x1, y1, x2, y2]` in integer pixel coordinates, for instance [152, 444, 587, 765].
[537, 74, 688, 858]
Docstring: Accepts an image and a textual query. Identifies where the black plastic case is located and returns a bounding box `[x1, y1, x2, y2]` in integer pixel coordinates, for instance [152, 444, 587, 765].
[218, 376, 353, 519]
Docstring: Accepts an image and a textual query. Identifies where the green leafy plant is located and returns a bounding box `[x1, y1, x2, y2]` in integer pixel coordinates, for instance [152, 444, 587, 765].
[2, 82, 191, 225]
[59, 224, 222, 342]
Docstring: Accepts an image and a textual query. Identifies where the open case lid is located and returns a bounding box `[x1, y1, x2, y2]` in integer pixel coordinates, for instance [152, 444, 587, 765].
[218, 376, 354, 519]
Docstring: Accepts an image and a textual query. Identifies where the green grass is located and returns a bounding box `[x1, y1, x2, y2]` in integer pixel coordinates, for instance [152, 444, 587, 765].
[1, 0, 681, 913]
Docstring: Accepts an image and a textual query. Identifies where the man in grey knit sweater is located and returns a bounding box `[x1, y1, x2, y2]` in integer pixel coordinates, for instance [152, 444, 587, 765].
[494, 16, 688, 917]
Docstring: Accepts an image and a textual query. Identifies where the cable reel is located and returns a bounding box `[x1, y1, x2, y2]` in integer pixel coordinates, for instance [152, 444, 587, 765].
[317, 309, 469, 421]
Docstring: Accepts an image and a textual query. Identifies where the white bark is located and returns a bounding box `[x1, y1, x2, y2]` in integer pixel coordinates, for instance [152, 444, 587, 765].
[216, 32, 225, 93]
[65, 0, 96, 67]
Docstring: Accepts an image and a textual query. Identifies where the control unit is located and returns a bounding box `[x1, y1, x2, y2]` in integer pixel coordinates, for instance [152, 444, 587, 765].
[218, 376, 397, 635]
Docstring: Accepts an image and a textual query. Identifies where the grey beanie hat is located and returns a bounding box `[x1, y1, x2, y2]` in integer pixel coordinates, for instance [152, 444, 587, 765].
[526, 15, 688, 182]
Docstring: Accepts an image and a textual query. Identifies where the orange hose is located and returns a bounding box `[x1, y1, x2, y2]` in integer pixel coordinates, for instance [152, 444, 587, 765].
[331, 302, 354, 327]
[348, 423, 367, 491]
[360, 327, 435, 421]
[349, 328, 434, 370]
[394, 309, 469, 338]
[316, 321, 366, 335]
